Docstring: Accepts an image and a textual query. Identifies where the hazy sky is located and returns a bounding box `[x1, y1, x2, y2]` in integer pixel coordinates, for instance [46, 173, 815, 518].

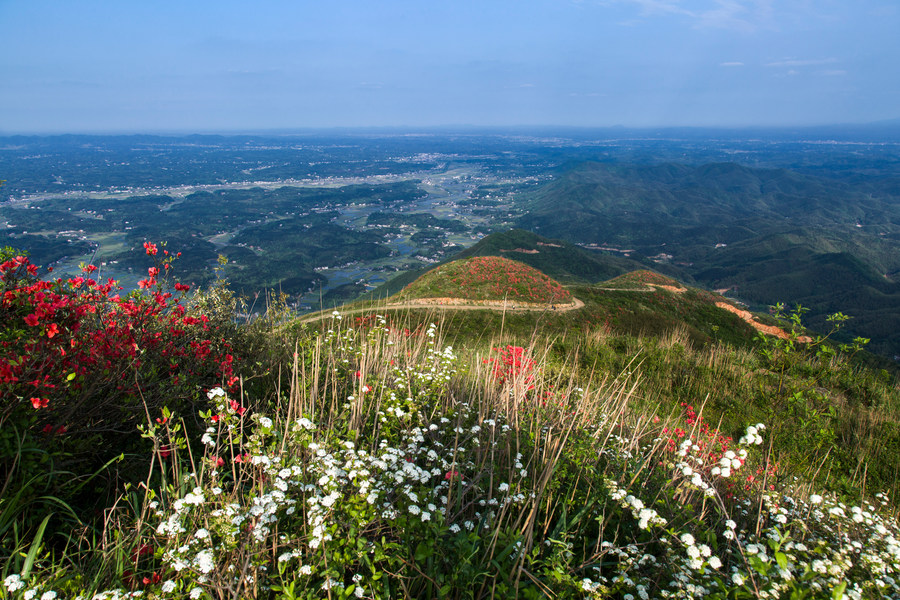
[2, 0, 898, 132]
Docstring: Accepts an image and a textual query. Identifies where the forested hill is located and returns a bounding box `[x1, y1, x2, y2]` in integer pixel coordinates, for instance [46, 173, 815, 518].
[515, 161, 900, 357]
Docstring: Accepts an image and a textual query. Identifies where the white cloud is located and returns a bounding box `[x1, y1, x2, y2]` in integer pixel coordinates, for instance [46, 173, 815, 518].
[720, 61, 744, 67]
[626, 0, 693, 17]
[766, 58, 838, 68]
[611, 0, 793, 32]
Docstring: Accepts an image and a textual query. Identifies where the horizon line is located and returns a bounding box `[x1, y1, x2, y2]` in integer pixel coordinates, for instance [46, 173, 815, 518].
[3, 120, 900, 138]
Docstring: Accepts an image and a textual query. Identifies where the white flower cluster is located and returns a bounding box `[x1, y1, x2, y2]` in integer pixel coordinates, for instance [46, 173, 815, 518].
[738, 423, 766, 446]
[710, 449, 747, 479]
[605, 479, 667, 530]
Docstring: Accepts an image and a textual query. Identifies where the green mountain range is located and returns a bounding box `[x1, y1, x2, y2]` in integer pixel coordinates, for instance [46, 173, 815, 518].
[515, 161, 900, 357]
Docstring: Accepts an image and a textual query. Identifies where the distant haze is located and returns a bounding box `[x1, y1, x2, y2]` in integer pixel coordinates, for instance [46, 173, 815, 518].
[2, 0, 898, 133]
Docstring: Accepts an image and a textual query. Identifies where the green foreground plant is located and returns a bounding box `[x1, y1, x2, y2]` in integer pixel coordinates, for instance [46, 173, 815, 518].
[5, 311, 900, 599]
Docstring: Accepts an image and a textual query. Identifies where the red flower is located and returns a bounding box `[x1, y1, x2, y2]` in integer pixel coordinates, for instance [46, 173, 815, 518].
[30, 397, 49, 409]
[45, 323, 60, 338]
[23, 314, 39, 327]
[143, 242, 158, 256]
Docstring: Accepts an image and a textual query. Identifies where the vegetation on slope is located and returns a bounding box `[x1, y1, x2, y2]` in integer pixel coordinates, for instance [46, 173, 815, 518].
[515, 162, 900, 357]
[2, 243, 900, 599]
[449, 229, 644, 284]
[364, 229, 658, 303]
[396, 256, 573, 305]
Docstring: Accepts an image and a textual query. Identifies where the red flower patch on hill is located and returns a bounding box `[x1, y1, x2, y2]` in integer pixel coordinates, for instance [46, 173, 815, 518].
[403, 256, 572, 304]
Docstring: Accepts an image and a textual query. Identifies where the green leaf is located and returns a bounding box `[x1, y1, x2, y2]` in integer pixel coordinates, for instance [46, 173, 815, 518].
[832, 581, 847, 600]
[66, 372, 76, 381]
[775, 551, 788, 570]
[22, 514, 52, 580]
[414, 541, 433, 561]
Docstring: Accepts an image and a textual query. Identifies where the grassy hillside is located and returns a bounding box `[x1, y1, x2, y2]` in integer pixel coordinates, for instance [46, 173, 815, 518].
[449, 229, 644, 284]
[366, 229, 650, 301]
[4, 247, 900, 599]
[395, 256, 573, 304]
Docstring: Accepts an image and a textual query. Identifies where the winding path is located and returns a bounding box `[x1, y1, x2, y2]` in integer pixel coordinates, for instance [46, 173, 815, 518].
[298, 297, 585, 324]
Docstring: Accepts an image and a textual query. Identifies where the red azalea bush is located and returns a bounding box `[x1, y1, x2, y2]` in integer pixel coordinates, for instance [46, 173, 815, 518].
[0, 244, 239, 511]
[485, 345, 536, 387]
[484, 344, 565, 407]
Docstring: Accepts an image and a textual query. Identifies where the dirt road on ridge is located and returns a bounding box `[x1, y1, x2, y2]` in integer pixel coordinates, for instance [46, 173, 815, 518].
[298, 297, 585, 324]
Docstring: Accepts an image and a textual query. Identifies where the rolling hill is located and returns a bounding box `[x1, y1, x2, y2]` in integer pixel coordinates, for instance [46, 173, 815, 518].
[368, 229, 650, 301]
[395, 256, 573, 305]
[515, 162, 900, 358]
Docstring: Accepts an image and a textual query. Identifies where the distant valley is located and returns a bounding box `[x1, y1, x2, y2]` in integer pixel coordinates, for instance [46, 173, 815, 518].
[2, 128, 899, 358]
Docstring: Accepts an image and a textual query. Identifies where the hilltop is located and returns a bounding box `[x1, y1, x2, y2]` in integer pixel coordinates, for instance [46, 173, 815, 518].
[368, 229, 652, 301]
[395, 255, 573, 305]
[449, 229, 645, 284]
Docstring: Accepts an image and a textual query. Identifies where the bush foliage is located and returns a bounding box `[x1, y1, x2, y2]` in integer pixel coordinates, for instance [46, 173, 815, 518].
[2, 246, 900, 599]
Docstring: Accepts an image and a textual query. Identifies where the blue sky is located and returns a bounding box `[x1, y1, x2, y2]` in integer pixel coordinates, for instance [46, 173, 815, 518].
[1, 0, 898, 132]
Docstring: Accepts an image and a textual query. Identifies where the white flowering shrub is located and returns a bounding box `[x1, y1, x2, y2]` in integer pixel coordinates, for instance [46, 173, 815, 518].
[6, 313, 900, 599]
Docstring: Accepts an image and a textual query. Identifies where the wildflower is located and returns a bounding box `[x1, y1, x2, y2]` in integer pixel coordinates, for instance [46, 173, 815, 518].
[189, 588, 203, 599]
[810, 494, 823, 504]
[4, 575, 24, 592]
[195, 549, 215, 574]
[732, 573, 744, 585]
